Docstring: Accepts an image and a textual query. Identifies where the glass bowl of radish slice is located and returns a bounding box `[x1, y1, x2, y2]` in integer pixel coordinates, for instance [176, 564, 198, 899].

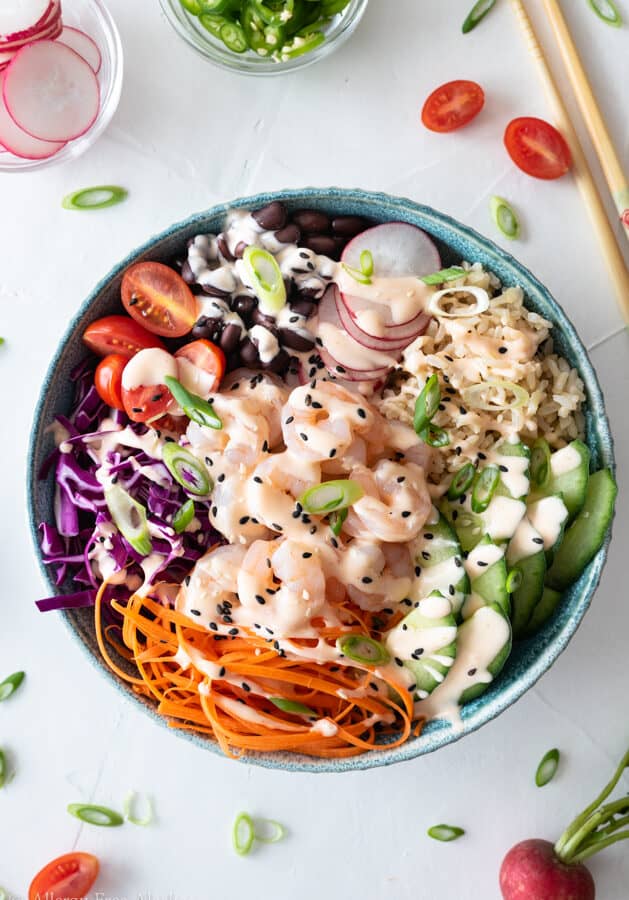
[0, 0, 123, 171]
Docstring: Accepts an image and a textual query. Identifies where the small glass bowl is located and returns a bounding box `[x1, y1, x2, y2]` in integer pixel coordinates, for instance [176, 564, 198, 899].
[159, 0, 369, 76]
[0, 0, 123, 173]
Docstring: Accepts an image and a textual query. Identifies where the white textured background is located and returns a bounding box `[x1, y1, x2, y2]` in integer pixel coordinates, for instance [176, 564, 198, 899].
[1, 1, 628, 897]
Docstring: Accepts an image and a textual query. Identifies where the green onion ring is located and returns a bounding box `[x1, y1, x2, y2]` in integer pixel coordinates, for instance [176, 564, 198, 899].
[447, 463, 476, 500]
[471, 465, 500, 513]
[233, 812, 256, 856]
[254, 818, 286, 843]
[123, 791, 154, 827]
[506, 567, 523, 594]
[420, 424, 450, 448]
[461, 379, 529, 412]
[414, 373, 441, 435]
[104, 484, 152, 557]
[299, 480, 364, 515]
[420, 267, 466, 285]
[173, 499, 196, 534]
[329, 507, 348, 537]
[427, 824, 465, 842]
[359, 249, 374, 278]
[62, 186, 128, 211]
[587, 0, 622, 27]
[462, 0, 497, 33]
[67, 803, 124, 827]
[164, 376, 223, 430]
[536, 748, 560, 787]
[341, 262, 372, 285]
[530, 438, 552, 488]
[491, 195, 521, 240]
[0, 671, 25, 702]
[337, 634, 390, 666]
[162, 443, 212, 496]
[243, 246, 287, 315]
[269, 697, 317, 716]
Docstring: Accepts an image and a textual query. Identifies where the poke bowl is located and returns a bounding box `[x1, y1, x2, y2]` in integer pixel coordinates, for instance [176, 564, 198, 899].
[28, 188, 616, 772]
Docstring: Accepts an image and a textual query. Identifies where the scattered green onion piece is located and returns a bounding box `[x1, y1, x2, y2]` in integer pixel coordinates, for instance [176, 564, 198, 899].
[270, 697, 316, 716]
[536, 748, 560, 787]
[530, 438, 552, 488]
[359, 249, 374, 278]
[471, 465, 500, 514]
[428, 824, 465, 842]
[105, 484, 152, 556]
[341, 262, 372, 286]
[462, 0, 497, 33]
[299, 479, 364, 515]
[337, 634, 390, 665]
[0, 671, 25, 702]
[329, 507, 348, 537]
[173, 499, 196, 534]
[62, 185, 128, 212]
[233, 812, 256, 856]
[220, 20, 248, 52]
[162, 443, 212, 496]
[123, 791, 154, 827]
[587, 0, 622, 27]
[447, 463, 475, 500]
[254, 818, 286, 844]
[243, 246, 287, 315]
[506, 567, 523, 594]
[461, 379, 529, 412]
[67, 803, 124, 827]
[414, 374, 441, 435]
[420, 424, 450, 448]
[490, 195, 520, 240]
[164, 375, 223, 429]
[0, 886, 7, 900]
[420, 267, 466, 285]
[0, 749, 6, 789]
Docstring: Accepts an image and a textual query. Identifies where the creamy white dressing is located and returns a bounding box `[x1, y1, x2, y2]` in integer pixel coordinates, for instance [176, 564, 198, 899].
[481, 495, 527, 542]
[121, 348, 178, 391]
[527, 496, 568, 550]
[250, 324, 280, 364]
[336, 269, 434, 326]
[507, 517, 543, 565]
[550, 443, 582, 477]
[317, 321, 399, 370]
[465, 541, 504, 580]
[488, 450, 530, 499]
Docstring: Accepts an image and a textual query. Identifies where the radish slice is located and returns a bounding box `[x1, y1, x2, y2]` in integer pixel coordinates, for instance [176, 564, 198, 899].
[0, 70, 64, 158]
[335, 289, 417, 352]
[0, 0, 51, 42]
[342, 222, 441, 278]
[57, 27, 102, 74]
[341, 291, 432, 341]
[317, 344, 390, 382]
[3, 41, 100, 143]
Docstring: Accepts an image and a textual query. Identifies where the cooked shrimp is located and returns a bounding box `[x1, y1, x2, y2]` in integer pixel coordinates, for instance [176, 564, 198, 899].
[247, 452, 322, 536]
[343, 460, 432, 543]
[185, 390, 270, 472]
[176, 544, 246, 622]
[222, 369, 289, 449]
[340, 540, 413, 611]
[209, 469, 272, 545]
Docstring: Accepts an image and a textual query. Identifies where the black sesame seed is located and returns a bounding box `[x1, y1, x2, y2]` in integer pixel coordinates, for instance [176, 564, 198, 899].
[335, 365, 346, 374]
[254, 476, 263, 484]
[285, 415, 294, 424]
[394, 657, 403, 667]
[185, 575, 191, 587]
[266, 558, 272, 568]
[424, 533, 434, 540]
[455, 447, 462, 456]
[454, 557, 462, 568]
[211, 506, 217, 516]
[262, 440, 269, 453]
[309, 526, 317, 535]
[397, 476, 406, 483]
[300, 433, 309, 441]
[415, 566, 421, 577]
[305, 394, 312, 406]
[223, 615, 233, 624]
[329, 448, 337, 458]
[256, 595, 266, 605]
[533, 537, 544, 545]
[272, 523, 283, 531]
[132, 407, 142, 414]
[151, 394, 163, 402]
[357, 408, 366, 419]
[499, 464, 508, 473]
[229, 627, 239, 636]
[362, 576, 373, 584]
[330, 537, 339, 549]
[242, 682, 251, 692]
[468, 667, 477, 676]
[302, 552, 312, 559]
[402, 624, 408, 631]
[449, 584, 455, 596]
[477, 561, 488, 567]
[218, 473, 225, 483]
[219, 667, 226, 677]
[452, 509, 459, 521]
[422, 551, 431, 561]
[239, 516, 250, 525]
[408, 684, 417, 693]
[209, 622, 218, 631]
[477, 452, 487, 460]
[312, 401, 323, 409]
[498, 347, 508, 354]
[190, 608, 200, 616]
[401, 510, 411, 518]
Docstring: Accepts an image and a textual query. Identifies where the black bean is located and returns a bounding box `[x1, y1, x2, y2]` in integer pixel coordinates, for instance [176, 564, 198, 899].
[292, 209, 331, 234]
[231, 294, 256, 319]
[279, 328, 315, 352]
[275, 223, 301, 244]
[251, 307, 279, 334]
[191, 322, 214, 340]
[304, 235, 337, 256]
[252, 201, 287, 231]
[220, 323, 241, 354]
[289, 297, 317, 318]
[264, 348, 290, 375]
[239, 338, 260, 367]
[233, 241, 248, 259]
[217, 235, 234, 262]
[201, 284, 230, 299]
[331, 215, 369, 237]
[181, 260, 195, 284]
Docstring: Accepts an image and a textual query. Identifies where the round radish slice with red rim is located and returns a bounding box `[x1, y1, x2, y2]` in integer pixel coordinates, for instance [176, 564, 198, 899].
[334, 287, 414, 352]
[317, 344, 390, 382]
[0, 0, 52, 42]
[342, 222, 441, 279]
[0, 70, 64, 158]
[3, 41, 100, 143]
[57, 27, 102, 74]
[341, 292, 431, 343]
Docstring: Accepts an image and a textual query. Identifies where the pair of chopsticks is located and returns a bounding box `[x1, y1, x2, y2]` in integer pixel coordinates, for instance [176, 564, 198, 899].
[510, 0, 629, 325]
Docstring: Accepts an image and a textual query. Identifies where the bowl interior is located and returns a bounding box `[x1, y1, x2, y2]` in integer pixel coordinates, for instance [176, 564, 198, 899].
[28, 188, 615, 772]
[0, 0, 123, 173]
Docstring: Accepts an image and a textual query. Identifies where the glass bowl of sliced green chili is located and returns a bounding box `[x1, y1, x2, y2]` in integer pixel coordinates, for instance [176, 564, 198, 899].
[159, 0, 369, 75]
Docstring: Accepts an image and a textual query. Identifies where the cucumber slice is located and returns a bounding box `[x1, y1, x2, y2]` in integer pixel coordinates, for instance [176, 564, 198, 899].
[462, 536, 509, 618]
[411, 511, 469, 615]
[385, 591, 458, 699]
[459, 604, 512, 704]
[439, 496, 483, 552]
[526, 495, 569, 564]
[546, 468, 617, 591]
[530, 440, 590, 521]
[440, 493, 526, 552]
[492, 441, 531, 500]
[522, 586, 562, 637]
[506, 516, 547, 638]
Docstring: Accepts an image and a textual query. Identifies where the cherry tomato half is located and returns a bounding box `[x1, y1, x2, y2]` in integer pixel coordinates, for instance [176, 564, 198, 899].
[95, 354, 126, 410]
[121, 347, 177, 423]
[83, 315, 166, 359]
[121, 262, 199, 338]
[29, 851, 99, 900]
[175, 339, 226, 397]
[504, 117, 572, 180]
[421, 80, 485, 133]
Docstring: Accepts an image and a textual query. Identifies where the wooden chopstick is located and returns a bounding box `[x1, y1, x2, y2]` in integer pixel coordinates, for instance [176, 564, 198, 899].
[541, 0, 629, 243]
[510, 0, 629, 325]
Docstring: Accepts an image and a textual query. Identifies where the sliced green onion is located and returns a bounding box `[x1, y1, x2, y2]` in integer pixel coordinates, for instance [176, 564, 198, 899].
[536, 748, 560, 787]
[359, 249, 374, 278]
[428, 824, 465, 842]
[0, 886, 7, 900]
[587, 0, 622, 27]
[67, 803, 124, 827]
[471, 465, 500, 513]
[329, 507, 348, 537]
[341, 262, 372, 286]
[220, 21, 248, 52]
[491, 196, 520, 240]
[0, 671, 25, 702]
[420, 424, 450, 448]
[337, 634, 390, 665]
[414, 374, 441, 434]
[105, 484, 152, 556]
[448, 463, 475, 500]
[506, 567, 523, 594]
[123, 791, 154, 827]
[462, 0, 497, 33]
[0, 749, 6, 789]
[62, 185, 128, 211]
[428, 285, 490, 318]
[461, 379, 529, 412]
[162, 443, 212, 496]
[164, 375, 222, 429]
[531, 438, 551, 488]
[270, 697, 316, 716]
[233, 812, 256, 856]
[173, 499, 196, 534]
[420, 267, 466, 285]
[299, 479, 364, 515]
[243, 246, 287, 315]
[254, 818, 286, 844]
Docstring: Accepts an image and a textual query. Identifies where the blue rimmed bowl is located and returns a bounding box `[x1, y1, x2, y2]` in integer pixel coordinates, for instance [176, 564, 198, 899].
[28, 188, 615, 772]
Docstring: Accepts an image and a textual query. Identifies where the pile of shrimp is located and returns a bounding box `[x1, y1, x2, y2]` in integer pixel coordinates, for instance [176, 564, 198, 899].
[99, 371, 434, 758]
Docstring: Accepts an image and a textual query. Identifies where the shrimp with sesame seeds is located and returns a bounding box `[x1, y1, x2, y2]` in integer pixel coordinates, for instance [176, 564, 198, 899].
[221, 368, 289, 449]
[340, 540, 414, 611]
[343, 460, 432, 543]
[176, 544, 246, 624]
[248, 452, 322, 535]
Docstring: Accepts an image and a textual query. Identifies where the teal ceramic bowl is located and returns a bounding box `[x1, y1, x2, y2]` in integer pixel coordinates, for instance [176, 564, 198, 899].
[28, 188, 615, 772]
